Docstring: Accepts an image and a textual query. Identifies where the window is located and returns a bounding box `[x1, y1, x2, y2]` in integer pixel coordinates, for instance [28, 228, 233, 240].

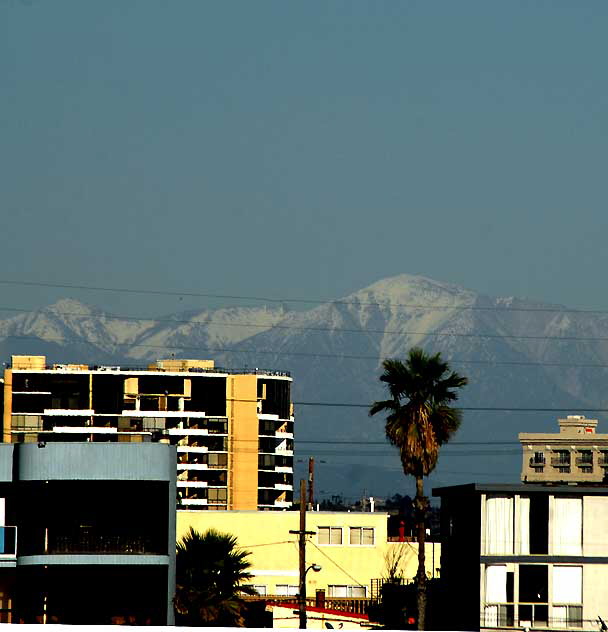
[530, 452, 545, 470]
[328, 585, 366, 598]
[552, 450, 571, 473]
[552, 497, 582, 555]
[259, 454, 275, 468]
[349, 527, 374, 545]
[552, 566, 582, 628]
[207, 488, 227, 502]
[576, 450, 593, 473]
[551, 605, 582, 629]
[252, 585, 267, 596]
[518, 565, 548, 628]
[207, 453, 228, 468]
[519, 495, 549, 555]
[484, 565, 514, 628]
[275, 584, 299, 596]
[485, 496, 514, 554]
[318, 527, 342, 545]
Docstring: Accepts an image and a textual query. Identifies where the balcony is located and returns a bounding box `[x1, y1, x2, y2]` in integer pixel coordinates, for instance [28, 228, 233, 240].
[529, 457, 545, 469]
[20, 527, 159, 556]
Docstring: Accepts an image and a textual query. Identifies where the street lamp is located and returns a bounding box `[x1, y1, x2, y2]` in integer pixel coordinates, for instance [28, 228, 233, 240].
[299, 563, 322, 628]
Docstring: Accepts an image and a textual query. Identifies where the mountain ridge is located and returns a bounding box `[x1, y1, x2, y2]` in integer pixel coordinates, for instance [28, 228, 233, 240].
[1, 273, 606, 497]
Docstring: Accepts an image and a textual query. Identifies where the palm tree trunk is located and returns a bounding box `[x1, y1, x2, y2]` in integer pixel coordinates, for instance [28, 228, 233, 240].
[415, 475, 427, 630]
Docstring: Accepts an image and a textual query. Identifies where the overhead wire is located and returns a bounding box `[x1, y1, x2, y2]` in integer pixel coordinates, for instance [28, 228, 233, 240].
[2, 277, 608, 314]
[6, 330, 608, 372]
[6, 303, 608, 344]
[309, 541, 366, 588]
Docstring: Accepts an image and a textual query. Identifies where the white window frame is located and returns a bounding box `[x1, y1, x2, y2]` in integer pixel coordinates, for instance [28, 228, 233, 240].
[275, 584, 299, 596]
[349, 526, 375, 546]
[328, 585, 367, 598]
[318, 526, 342, 545]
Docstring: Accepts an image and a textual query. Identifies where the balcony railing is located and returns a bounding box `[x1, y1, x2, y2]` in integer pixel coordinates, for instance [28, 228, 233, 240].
[482, 602, 551, 629]
[245, 596, 371, 615]
[529, 457, 545, 468]
[19, 528, 161, 556]
[51, 533, 152, 554]
[11, 363, 291, 377]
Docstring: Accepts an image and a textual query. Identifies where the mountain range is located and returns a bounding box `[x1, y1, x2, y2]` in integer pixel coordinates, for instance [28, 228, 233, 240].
[2, 273, 608, 500]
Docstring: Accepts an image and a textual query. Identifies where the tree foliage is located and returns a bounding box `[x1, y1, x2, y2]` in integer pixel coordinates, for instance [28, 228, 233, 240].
[370, 347, 467, 629]
[174, 527, 256, 627]
[370, 348, 467, 478]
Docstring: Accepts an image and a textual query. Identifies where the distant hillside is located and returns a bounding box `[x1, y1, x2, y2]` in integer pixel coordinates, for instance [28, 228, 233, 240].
[1, 273, 606, 499]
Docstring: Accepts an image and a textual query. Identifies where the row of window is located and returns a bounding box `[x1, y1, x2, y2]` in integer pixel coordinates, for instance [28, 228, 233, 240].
[531, 449, 608, 472]
[253, 585, 367, 598]
[484, 496, 582, 555]
[317, 526, 375, 546]
[484, 564, 582, 628]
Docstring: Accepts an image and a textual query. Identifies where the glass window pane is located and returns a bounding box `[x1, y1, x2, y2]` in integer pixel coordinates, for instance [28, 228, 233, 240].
[362, 528, 374, 545]
[318, 527, 330, 545]
[330, 527, 342, 545]
[553, 566, 582, 604]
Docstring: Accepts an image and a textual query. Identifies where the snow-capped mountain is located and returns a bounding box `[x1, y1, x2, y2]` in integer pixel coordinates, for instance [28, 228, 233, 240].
[2, 273, 607, 497]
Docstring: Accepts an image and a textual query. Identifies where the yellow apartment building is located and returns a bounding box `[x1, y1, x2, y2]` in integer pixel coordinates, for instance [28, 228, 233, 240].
[176, 510, 440, 600]
[1, 355, 294, 510]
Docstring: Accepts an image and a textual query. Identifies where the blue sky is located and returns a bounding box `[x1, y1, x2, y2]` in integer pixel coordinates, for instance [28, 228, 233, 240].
[1, 1, 607, 316]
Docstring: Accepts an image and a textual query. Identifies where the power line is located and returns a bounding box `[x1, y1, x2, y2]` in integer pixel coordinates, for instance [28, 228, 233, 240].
[309, 541, 366, 588]
[7, 304, 608, 347]
[1, 277, 606, 315]
[7, 330, 608, 371]
[296, 401, 608, 413]
[6, 303, 608, 344]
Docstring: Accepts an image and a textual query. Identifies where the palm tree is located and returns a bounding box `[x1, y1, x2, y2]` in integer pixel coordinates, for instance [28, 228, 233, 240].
[174, 527, 257, 627]
[370, 347, 467, 630]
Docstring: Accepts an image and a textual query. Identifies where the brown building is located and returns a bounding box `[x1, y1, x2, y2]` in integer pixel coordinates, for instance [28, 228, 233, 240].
[1, 355, 294, 510]
[519, 415, 608, 484]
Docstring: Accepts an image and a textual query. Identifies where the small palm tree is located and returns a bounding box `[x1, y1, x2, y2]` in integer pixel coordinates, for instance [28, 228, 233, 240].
[370, 348, 467, 630]
[174, 527, 257, 627]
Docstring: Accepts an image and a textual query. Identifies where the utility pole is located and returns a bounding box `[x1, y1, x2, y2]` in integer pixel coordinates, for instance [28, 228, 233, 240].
[290, 479, 315, 629]
[307, 457, 314, 510]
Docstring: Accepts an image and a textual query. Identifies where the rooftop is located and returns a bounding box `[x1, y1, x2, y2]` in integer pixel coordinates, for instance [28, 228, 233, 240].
[433, 482, 608, 496]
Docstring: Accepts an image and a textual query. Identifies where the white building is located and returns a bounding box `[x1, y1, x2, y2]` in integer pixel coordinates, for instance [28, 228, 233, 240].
[434, 483, 608, 631]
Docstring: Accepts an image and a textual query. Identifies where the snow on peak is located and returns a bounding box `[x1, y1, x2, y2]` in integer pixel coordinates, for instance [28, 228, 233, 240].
[343, 273, 477, 309]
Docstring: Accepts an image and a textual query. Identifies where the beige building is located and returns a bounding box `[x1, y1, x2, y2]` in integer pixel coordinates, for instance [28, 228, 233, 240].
[519, 415, 608, 484]
[1, 355, 294, 510]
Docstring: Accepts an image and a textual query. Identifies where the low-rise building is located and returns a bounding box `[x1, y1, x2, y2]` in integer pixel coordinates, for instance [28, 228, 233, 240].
[0, 441, 176, 624]
[176, 509, 439, 606]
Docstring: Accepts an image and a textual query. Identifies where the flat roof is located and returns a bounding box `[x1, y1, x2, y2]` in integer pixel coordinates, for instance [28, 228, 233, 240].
[433, 482, 608, 496]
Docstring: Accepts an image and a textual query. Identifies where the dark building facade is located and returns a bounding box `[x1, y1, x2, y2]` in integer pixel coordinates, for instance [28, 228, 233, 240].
[0, 442, 176, 624]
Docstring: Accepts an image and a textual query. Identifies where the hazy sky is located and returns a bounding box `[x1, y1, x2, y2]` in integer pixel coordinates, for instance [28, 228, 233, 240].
[2, 1, 607, 317]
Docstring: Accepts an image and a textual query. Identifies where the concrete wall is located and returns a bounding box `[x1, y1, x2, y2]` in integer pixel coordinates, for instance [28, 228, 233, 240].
[227, 376, 259, 510]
